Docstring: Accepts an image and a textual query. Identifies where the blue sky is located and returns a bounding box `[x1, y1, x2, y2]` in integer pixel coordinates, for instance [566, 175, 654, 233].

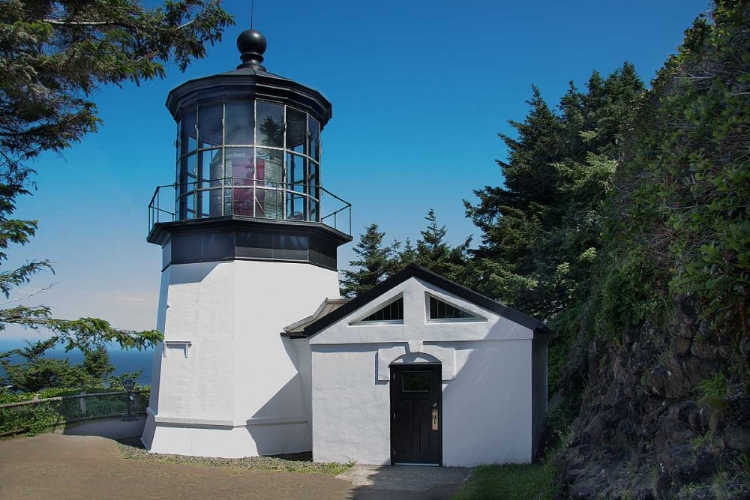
[4, 0, 709, 337]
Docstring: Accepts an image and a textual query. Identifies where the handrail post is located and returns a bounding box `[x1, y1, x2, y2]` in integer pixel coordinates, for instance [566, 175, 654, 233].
[79, 391, 87, 416]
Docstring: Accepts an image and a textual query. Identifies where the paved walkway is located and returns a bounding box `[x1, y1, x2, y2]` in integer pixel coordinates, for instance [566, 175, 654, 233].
[338, 465, 472, 499]
[0, 433, 471, 500]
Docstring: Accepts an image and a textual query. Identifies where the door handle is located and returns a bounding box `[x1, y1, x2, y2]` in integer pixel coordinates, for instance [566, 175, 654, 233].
[431, 408, 438, 431]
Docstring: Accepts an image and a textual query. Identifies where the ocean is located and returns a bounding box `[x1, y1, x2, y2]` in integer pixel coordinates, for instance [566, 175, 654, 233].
[0, 340, 154, 386]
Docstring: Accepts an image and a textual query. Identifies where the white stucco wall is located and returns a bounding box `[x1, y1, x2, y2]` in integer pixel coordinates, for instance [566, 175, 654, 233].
[311, 340, 533, 467]
[144, 258, 339, 457]
[310, 277, 537, 467]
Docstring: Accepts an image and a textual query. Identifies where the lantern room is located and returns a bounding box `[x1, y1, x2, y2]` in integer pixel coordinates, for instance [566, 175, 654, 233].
[174, 98, 322, 222]
[148, 29, 350, 239]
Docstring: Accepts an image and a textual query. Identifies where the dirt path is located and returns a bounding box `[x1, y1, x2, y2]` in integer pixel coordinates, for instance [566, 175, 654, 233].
[0, 434, 353, 500]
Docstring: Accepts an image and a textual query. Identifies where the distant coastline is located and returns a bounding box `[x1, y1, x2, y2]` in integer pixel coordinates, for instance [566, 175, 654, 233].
[0, 339, 153, 386]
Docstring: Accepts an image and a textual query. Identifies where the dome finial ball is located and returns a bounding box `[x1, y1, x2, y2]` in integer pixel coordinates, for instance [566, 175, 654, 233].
[236, 29, 267, 70]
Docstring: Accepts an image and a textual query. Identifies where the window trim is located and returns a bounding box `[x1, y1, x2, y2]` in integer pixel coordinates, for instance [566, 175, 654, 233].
[349, 293, 405, 326]
[424, 293, 486, 323]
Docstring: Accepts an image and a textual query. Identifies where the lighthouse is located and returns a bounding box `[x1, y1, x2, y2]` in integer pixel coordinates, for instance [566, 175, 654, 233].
[141, 28, 352, 457]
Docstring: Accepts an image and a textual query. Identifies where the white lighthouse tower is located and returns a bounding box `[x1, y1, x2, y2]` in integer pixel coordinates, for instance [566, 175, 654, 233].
[141, 28, 352, 457]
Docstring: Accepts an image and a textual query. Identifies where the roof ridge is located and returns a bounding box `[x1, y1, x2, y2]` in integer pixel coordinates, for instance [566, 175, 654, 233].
[295, 265, 548, 338]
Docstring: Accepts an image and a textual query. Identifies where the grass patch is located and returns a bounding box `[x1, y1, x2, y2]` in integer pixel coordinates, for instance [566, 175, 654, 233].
[453, 462, 556, 500]
[117, 437, 354, 475]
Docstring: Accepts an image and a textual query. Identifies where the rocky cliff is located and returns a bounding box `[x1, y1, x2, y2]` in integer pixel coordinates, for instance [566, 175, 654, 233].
[555, 296, 750, 499]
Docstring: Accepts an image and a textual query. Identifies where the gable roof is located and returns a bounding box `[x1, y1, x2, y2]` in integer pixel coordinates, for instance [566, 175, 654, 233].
[289, 263, 549, 339]
[283, 298, 350, 336]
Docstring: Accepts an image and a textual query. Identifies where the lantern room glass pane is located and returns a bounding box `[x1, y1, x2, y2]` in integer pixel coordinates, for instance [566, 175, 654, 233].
[185, 153, 197, 183]
[182, 110, 197, 154]
[201, 149, 223, 187]
[198, 190, 210, 219]
[184, 190, 195, 220]
[225, 147, 255, 216]
[286, 152, 307, 221]
[287, 153, 306, 185]
[257, 148, 283, 219]
[309, 117, 320, 162]
[198, 103, 223, 149]
[286, 108, 307, 155]
[287, 187, 306, 221]
[225, 101, 254, 145]
[175, 119, 181, 157]
[256, 102, 284, 148]
[199, 149, 223, 218]
[309, 161, 319, 221]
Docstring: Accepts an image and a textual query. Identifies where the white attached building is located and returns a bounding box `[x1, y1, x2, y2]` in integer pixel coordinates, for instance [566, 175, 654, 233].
[283, 264, 549, 467]
[141, 28, 548, 467]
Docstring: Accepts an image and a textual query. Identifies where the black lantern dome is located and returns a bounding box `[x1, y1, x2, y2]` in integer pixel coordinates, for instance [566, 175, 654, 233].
[147, 29, 351, 271]
[236, 29, 267, 69]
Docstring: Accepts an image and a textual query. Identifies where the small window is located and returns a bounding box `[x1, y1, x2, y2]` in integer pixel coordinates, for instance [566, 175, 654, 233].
[361, 297, 403, 322]
[428, 296, 479, 321]
[402, 372, 430, 392]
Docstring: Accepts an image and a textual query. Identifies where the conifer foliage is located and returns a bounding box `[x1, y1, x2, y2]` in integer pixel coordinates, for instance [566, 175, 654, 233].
[0, 0, 233, 176]
[341, 210, 471, 298]
[0, 1, 234, 391]
[340, 224, 399, 298]
[414, 209, 471, 283]
[465, 64, 645, 324]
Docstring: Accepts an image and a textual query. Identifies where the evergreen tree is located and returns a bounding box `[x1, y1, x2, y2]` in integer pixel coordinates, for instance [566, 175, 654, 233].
[465, 87, 562, 305]
[397, 238, 417, 267]
[466, 66, 645, 391]
[0, 1, 234, 391]
[82, 346, 116, 381]
[0, 0, 233, 176]
[466, 65, 645, 317]
[340, 224, 399, 298]
[414, 209, 471, 284]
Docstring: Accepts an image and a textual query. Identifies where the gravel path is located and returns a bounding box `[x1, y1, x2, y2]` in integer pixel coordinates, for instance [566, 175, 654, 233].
[0, 433, 352, 500]
[0, 433, 470, 499]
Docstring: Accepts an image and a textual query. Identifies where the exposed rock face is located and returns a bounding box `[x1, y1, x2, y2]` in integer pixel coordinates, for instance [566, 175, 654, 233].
[554, 297, 750, 499]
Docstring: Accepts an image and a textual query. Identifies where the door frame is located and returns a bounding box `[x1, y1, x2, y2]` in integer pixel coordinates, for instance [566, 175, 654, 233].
[389, 363, 443, 466]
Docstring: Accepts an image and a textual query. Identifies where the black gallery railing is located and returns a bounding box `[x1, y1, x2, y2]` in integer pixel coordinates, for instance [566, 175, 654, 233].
[148, 178, 352, 236]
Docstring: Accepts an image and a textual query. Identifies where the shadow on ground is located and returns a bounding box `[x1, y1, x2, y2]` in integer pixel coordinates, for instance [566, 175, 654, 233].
[59, 415, 146, 440]
[338, 465, 473, 500]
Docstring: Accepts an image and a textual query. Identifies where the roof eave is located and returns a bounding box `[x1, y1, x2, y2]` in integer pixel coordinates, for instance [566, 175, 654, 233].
[300, 263, 547, 339]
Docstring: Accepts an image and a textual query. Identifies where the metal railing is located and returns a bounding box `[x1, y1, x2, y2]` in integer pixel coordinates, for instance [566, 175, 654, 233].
[0, 390, 148, 436]
[148, 178, 351, 236]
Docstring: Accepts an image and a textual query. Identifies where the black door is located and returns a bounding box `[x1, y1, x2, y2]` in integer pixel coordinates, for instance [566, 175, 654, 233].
[390, 364, 442, 465]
